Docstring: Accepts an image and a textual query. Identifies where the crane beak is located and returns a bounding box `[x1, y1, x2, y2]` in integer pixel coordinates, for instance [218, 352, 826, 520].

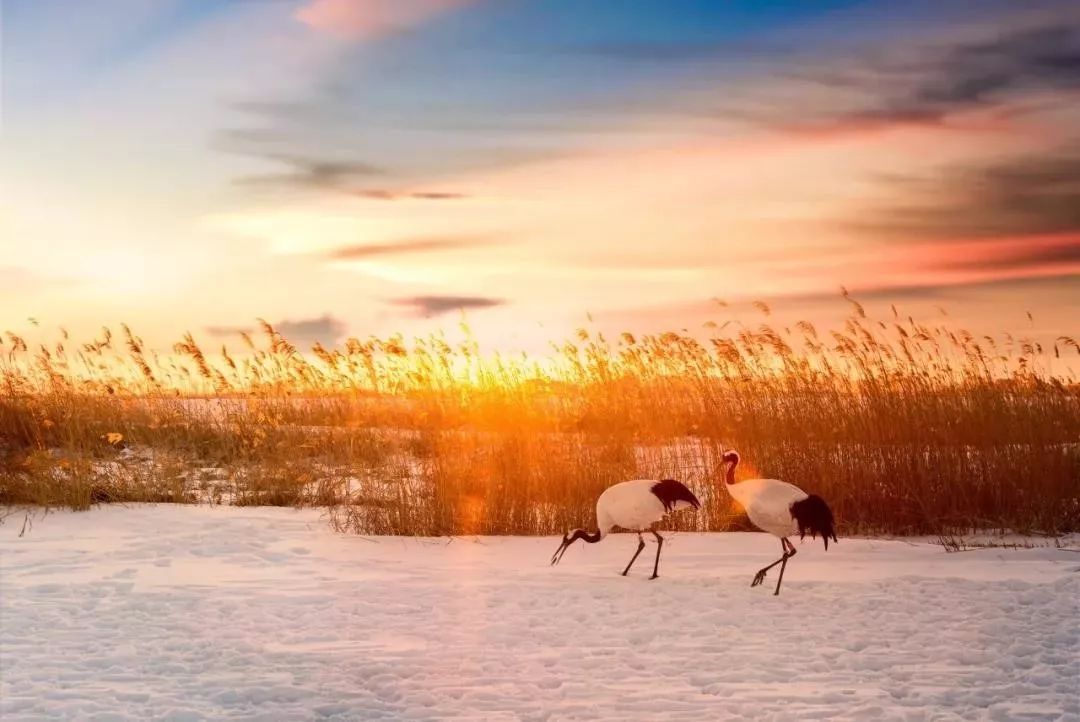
[550, 534, 570, 566]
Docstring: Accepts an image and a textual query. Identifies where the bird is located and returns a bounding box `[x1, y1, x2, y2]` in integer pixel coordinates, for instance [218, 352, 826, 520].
[550, 478, 701, 579]
[719, 450, 837, 595]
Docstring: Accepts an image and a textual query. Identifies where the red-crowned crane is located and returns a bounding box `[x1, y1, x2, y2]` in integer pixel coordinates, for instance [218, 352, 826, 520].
[720, 450, 837, 595]
[550, 479, 701, 579]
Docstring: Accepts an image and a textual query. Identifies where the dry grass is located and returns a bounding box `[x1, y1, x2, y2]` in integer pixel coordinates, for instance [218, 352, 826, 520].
[1, 302, 1078, 536]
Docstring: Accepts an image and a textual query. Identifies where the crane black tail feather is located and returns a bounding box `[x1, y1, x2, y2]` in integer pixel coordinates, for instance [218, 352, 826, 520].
[790, 495, 838, 551]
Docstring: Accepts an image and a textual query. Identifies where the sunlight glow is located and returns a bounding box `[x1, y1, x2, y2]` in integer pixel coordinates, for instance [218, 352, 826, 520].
[74, 251, 163, 297]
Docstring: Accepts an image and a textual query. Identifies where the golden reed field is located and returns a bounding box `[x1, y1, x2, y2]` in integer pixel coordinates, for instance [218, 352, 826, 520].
[2, 296, 1078, 538]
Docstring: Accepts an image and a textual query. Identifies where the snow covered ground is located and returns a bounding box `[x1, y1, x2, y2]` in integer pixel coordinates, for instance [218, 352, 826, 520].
[1, 506, 1077, 721]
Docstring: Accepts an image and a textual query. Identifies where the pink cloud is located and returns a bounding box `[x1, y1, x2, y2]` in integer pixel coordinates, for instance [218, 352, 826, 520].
[295, 0, 475, 39]
[808, 232, 1080, 296]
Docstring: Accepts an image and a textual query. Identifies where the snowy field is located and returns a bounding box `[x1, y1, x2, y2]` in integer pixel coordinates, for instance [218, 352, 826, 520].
[1, 506, 1077, 721]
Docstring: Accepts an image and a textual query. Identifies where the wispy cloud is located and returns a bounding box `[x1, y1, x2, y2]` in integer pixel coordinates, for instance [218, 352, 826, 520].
[782, 16, 1080, 133]
[753, 273, 1080, 306]
[0, 266, 42, 291]
[233, 153, 384, 193]
[353, 189, 468, 201]
[846, 145, 1080, 242]
[206, 314, 347, 346]
[221, 125, 470, 199]
[931, 234, 1080, 274]
[295, 0, 477, 39]
[0, 265, 74, 294]
[389, 295, 504, 317]
[274, 314, 348, 345]
[218, 91, 558, 196]
[204, 324, 253, 338]
[326, 236, 490, 260]
[880, 22, 1080, 117]
[576, 41, 745, 63]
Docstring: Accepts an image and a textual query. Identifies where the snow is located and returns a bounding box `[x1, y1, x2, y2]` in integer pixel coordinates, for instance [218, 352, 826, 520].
[1, 506, 1077, 721]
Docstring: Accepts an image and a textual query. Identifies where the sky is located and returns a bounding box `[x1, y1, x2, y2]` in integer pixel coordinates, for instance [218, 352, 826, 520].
[1, 0, 1078, 352]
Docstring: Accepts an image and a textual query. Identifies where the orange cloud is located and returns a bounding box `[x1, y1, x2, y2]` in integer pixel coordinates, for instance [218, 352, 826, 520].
[295, 0, 475, 39]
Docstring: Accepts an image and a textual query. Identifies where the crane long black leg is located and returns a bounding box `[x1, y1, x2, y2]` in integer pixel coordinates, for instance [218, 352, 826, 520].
[649, 530, 664, 580]
[622, 534, 646, 576]
[751, 537, 794, 588]
[774, 537, 797, 595]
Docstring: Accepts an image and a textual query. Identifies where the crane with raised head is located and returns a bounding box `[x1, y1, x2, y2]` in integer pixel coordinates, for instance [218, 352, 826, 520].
[720, 450, 837, 595]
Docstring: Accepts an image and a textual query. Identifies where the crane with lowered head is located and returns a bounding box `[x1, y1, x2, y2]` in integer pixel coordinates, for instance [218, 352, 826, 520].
[550, 478, 701, 579]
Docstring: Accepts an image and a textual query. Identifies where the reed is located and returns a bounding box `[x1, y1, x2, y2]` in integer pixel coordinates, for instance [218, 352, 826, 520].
[1, 301, 1077, 535]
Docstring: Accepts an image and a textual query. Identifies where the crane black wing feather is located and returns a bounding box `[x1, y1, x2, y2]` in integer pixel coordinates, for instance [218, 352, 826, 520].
[651, 480, 701, 513]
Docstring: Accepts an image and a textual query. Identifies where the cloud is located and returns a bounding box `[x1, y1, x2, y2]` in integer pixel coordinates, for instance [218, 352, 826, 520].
[274, 314, 348, 345]
[0, 265, 76, 294]
[576, 41, 743, 63]
[219, 125, 469, 199]
[901, 22, 1080, 112]
[295, 0, 476, 40]
[326, 236, 490, 260]
[931, 234, 1080, 273]
[0, 266, 42, 291]
[389, 295, 504, 317]
[846, 145, 1080, 242]
[207, 315, 347, 346]
[233, 153, 384, 193]
[788, 17, 1080, 132]
[204, 324, 253, 338]
[352, 189, 468, 201]
[218, 97, 554, 197]
[756, 272, 1080, 307]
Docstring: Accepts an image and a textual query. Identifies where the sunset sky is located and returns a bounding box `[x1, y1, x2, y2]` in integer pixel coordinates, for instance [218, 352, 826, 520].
[2, 0, 1078, 351]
